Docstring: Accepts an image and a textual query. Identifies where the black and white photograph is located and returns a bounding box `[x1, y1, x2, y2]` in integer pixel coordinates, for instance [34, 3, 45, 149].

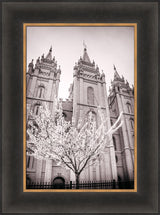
[25, 24, 136, 191]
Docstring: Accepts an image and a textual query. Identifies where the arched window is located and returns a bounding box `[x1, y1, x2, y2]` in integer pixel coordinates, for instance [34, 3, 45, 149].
[87, 111, 96, 122]
[115, 155, 118, 163]
[62, 112, 69, 122]
[113, 136, 117, 151]
[126, 102, 132, 113]
[87, 87, 94, 105]
[62, 112, 67, 119]
[39, 87, 43, 98]
[37, 85, 45, 98]
[86, 110, 97, 129]
[34, 103, 41, 115]
[130, 118, 134, 130]
[35, 105, 39, 115]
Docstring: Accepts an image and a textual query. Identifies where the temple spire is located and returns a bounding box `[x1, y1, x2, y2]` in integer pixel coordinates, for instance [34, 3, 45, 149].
[28, 59, 34, 68]
[45, 46, 52, 60]
[113, 64, 121, 80]
[82, 42, 91, 63]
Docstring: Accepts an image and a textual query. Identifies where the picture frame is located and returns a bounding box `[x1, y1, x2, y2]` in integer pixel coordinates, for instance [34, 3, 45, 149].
[1, 1, 158, 214]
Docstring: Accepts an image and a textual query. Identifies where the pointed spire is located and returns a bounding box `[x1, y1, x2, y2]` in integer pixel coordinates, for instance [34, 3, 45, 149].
[28, 59, 34, 68]
[45, 46, 52, 60]
[36, 57, 40, 64]
[41, 54, 44, 59]
[113, 64, 121, 80]
[82, 42, 91, 63]
[28, 59, 34, 73]
[113, 64, 119, 75]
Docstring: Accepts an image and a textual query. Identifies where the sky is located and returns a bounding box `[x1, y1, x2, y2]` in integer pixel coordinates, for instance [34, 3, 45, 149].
[27, 26, 134, 99]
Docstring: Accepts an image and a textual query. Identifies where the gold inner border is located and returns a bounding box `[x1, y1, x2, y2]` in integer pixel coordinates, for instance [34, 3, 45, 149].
[23, 23, 137, 192]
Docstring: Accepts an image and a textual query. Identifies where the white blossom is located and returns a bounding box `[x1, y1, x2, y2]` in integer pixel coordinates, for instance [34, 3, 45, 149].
[27, 100, 123, 184]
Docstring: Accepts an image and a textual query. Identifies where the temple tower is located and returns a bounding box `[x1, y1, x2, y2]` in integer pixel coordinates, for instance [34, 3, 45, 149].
[26, 47, 63, 184]
[26, 47, 61, 116]
[108, 65, 134, 181]
[71, 47, 118, 181]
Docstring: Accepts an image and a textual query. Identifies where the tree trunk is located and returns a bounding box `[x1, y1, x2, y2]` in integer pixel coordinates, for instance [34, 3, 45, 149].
[75, 173, 80, 189]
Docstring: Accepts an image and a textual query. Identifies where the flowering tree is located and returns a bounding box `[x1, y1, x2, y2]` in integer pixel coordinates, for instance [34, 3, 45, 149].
[27, 102, 123, 189]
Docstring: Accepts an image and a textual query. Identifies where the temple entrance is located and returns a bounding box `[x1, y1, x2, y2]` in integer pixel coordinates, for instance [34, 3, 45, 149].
[52, 177, 65, 189]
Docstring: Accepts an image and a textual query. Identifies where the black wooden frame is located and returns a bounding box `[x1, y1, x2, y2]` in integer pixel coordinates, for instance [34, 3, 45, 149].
[1, 1, 158, 214]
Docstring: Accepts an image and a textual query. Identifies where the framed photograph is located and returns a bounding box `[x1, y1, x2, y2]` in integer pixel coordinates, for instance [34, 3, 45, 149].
[2, 1, 158, 214]
[24, 23, 137, 193]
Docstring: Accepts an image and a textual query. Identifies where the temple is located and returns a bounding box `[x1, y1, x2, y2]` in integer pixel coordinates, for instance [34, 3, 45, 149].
[26, 46, 134, 186]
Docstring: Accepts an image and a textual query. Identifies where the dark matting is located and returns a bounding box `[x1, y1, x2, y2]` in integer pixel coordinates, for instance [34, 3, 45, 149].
[1, 1, 158, 214]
